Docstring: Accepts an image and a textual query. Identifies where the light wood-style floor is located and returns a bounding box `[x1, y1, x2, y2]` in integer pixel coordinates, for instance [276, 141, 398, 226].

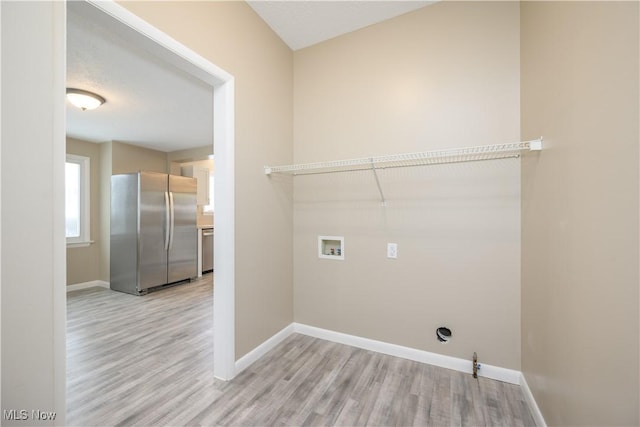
[67, 276, 536, 426]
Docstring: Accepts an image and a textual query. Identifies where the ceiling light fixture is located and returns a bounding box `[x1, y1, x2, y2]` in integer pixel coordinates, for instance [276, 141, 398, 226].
[66, 88, 106, 111]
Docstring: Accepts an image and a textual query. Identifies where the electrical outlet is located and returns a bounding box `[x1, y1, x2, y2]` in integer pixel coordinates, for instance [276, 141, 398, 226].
[387, 243, 398, 259]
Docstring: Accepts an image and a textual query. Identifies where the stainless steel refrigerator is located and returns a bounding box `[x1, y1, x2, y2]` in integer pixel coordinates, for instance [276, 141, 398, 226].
[110, 171, 198, 295]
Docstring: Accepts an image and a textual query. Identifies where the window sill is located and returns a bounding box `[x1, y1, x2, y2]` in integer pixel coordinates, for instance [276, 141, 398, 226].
[67, 240, 94, 249]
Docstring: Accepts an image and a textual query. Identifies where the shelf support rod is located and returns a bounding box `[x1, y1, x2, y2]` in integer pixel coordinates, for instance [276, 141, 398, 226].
[370, 158, 386, 207]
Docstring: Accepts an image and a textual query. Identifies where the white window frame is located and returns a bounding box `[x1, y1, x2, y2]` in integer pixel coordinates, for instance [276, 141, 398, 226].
[66, 154, 91, 248]
[203, 170, 214, 214]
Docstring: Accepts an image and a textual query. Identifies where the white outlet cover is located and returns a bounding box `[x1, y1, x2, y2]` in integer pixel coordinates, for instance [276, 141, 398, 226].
[387, 243, 398, 259]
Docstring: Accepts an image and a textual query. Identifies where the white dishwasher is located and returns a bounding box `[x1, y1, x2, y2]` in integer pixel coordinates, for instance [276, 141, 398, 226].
[202, 227, 214, 273]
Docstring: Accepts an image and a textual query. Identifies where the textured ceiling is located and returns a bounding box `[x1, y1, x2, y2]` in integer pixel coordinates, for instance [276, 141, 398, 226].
[66, 3, 214, 152]
[248, 1, 435, 50]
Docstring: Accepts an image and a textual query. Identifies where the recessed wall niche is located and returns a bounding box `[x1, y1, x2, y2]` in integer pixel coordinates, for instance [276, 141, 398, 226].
[318, 236, 344, 260]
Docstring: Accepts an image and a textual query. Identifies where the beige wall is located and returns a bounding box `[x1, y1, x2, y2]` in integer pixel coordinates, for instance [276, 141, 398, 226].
[168, 144, 212, 175]
[293, 1, 522, 369]
[111, 140, 168, 175]
[66, 137, 102, 285]
[119, 1, 294, 359]
[521, 2, 639, 425]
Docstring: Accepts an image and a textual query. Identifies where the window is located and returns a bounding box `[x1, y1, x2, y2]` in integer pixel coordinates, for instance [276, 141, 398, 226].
[66, 154, 90, 247]
[203, 171, 214, 213]
[203, 157, 214, 214]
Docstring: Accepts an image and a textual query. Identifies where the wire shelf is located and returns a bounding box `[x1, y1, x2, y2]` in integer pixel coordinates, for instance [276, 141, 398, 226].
[264, 138, 542, 176]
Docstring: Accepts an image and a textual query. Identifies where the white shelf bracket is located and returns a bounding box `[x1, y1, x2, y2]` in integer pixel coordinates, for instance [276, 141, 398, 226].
[370, 158, 386, 207]
[529, 137, 543, 151]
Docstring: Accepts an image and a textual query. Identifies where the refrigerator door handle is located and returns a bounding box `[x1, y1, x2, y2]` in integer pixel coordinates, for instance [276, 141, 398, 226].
[164, 191, 170, 251]
[169, 191, 175, 250]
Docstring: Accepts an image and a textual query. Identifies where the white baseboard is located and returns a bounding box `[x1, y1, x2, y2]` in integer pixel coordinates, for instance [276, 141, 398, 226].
[520, 373, 547, 427]
[293, 323, 521, 385]
[66, 280, 110, 292]
[235, 323, 295, 374]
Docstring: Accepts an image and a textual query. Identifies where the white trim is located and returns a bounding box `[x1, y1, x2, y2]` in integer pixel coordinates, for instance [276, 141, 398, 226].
[1, 0, 4, 412]
[66, 280, 110, 292]
[82, 0, 236, 381]
[520, 373, 547, 427]
[293, 323, 521, 385]
[212, 78, 235, 380]
[65, 153, 91, 245]
[81, 1, 232, 86]
[235, 324, 295, 374]
[66, 240, 95, 249]
[53, 2, 68, 424]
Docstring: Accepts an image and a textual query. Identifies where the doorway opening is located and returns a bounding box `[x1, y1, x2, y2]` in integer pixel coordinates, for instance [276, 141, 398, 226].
[64, 0, 236, 393]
